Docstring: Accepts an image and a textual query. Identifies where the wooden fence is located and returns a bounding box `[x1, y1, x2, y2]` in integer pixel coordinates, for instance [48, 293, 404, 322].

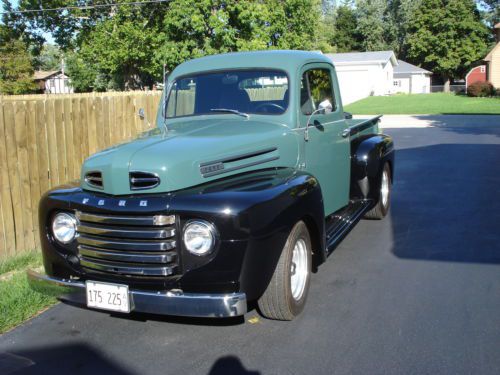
[0, 91, 162, 259]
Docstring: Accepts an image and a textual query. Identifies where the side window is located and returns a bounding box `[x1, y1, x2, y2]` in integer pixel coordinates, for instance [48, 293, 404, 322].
[300, 68, 336, 115]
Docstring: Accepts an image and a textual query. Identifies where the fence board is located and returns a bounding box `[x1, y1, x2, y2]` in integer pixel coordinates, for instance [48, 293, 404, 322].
[3, 102, 25, 252]
[63, 98, 76, 181]
[26, 101, 41, 246]
[14, 101, 36, 251]
[45, 99, 60, 187]
[36, 100, 50, 197]
[95, 97, 105, 152]
[54, 99, 67, 184]
[71, 97, 83, 173]
[0, 91, 162, 258]
[87, 97, 97, 155]
[0, 102, 15, 256]
[102, 97, 111, 148]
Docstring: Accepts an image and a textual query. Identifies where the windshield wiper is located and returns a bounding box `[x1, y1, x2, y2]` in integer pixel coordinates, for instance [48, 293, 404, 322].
[210, 108, 249, 118]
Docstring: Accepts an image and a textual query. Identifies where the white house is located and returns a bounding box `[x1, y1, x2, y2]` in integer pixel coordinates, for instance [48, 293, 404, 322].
[325, 51, 398, 105]
[393, 60, 432, 94]
[34, 70, 74, 94]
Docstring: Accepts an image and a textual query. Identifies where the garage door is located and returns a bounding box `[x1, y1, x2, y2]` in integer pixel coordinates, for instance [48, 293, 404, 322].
[335, 69, 371, 105]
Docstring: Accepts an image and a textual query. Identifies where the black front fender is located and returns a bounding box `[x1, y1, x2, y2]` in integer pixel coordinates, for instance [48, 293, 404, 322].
[351, 134, 395, 200]
[169, 168, 326, 300]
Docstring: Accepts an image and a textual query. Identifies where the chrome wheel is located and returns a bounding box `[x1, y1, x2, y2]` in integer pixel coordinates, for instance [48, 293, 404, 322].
[381, 168, 390, 207]
[290, 238, 308, 301]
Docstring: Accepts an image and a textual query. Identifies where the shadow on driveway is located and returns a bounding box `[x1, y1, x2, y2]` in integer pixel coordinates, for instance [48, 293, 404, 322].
[389, 142, 500, 264]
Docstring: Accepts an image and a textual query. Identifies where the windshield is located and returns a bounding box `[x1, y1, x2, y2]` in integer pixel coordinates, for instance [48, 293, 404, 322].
[165, 70, 289, 118]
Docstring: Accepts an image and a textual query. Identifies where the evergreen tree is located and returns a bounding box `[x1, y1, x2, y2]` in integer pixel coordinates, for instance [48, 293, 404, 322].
[355, 0, 392, 51]
[334, 1, 362, 52]
[0, 36, 37, 94]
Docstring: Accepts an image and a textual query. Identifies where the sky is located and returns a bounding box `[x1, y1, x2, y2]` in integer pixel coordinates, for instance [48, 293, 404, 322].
[3, 0, 55, 43]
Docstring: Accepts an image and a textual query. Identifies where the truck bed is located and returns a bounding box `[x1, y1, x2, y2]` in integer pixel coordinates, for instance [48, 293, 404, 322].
[346, 115, 382, 139]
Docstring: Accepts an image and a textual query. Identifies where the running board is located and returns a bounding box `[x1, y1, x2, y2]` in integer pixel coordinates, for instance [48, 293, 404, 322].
[325, 199, 372, 254]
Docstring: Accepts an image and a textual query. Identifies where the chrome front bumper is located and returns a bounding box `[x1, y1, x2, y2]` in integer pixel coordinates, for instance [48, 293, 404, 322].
[27, 270, 247, 318]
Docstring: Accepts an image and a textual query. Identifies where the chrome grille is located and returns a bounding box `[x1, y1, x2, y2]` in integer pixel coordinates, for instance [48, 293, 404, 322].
[84, 171, 103, 189]
[75, 211, 177, 277]
[130, 171, 160, 190]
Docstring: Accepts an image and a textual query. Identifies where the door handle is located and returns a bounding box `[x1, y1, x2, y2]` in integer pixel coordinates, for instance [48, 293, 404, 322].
[342, 129, 350, 138]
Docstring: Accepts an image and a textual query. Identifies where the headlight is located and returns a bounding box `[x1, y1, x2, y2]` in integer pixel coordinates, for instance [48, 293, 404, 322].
[183, 220, 216, 256]
[52, 212, 77, 244]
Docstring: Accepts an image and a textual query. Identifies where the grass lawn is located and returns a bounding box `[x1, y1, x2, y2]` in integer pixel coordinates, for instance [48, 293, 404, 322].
[0, 251, 56, 333]
[344, 93, 500, 115]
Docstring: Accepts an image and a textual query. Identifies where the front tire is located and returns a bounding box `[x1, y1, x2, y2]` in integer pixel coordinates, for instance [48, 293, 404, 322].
[258, 221, 312, 321]
[365, 162, 392, 219]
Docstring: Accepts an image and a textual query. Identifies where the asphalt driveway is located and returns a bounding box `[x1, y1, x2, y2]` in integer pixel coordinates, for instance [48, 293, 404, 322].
[1, 115, 500, 375]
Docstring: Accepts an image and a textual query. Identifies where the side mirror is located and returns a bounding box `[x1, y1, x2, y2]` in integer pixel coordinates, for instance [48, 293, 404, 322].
[344, 111, 353, 120]
[305, 99, 333, 141]
[318, 99, 333, 114]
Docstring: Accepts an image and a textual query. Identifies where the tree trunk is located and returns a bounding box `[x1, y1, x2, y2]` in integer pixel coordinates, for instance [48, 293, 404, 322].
[443, 76, 451, 93]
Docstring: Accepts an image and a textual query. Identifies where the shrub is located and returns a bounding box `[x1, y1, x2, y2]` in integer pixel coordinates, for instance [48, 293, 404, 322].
[467, 81, 494, 97]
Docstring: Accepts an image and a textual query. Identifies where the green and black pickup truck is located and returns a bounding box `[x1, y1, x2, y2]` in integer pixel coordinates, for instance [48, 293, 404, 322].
[28, 50, 394, 321]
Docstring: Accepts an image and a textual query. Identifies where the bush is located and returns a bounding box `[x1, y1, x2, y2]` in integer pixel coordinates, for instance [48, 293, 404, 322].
[467, 81, 494, 97]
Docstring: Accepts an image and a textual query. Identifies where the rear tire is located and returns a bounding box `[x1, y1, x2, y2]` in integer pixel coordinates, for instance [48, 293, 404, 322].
[365, 162, 391, 220]
[258, 221, 312, 321]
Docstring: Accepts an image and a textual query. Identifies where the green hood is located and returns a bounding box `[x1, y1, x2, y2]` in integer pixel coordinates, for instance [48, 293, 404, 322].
[81, 117, 300, 195]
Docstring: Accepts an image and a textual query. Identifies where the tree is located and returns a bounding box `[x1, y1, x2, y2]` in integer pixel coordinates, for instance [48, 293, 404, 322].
[35, 44, 63, 71]
[476, 0, 499, 26]
[355, 0, 393, 51]
[316, 0, 337, 52]
[385, 0, 421, 57]
[0, 37, 37, 94]
[406, 0, 490, 91]
[334, 1, 363, 52]
[268, 0, 322, 50]
[155, 0, 321, 71]
[11, 0, 323, 91]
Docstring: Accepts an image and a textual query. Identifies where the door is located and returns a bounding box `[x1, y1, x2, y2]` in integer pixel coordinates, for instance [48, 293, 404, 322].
[299, 63, 350, 216]
[335, 68, 371, 105]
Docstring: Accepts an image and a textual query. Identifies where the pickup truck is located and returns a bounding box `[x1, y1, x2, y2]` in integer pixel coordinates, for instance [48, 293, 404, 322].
[28, 51, 394, 321]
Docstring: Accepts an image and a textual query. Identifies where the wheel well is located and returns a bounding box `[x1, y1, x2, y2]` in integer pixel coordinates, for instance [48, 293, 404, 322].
[301, 215, 323, 273]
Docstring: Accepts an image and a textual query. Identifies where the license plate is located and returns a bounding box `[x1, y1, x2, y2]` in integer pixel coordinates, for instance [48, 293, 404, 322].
[86, 281, 130, 313]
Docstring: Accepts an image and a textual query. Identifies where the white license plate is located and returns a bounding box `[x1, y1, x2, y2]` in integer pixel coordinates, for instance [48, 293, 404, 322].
[86, 281, 130, 313]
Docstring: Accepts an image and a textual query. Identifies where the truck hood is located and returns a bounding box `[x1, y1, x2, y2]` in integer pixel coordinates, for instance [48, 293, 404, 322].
[81, 117, 299, 195]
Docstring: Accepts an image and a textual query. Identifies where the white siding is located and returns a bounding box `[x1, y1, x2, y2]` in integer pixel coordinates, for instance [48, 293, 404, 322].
[393, 77, 410, 93]
[334, 61, 395, 105]
[393, 73, 430, 94]
[410, 74, 430, 94]
[44, 74, 74, 94]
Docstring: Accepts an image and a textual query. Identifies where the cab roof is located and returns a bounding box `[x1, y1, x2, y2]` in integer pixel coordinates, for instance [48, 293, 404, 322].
[170, 50, 332, 78]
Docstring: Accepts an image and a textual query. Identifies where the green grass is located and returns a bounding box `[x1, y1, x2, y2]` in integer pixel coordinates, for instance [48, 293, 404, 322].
[344, 93, 500, 115]
[0, 251, 56, 334]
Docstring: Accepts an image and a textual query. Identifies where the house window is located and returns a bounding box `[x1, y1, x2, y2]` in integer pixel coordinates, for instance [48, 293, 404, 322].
[480, 66, 485, 73]
[393, 80, 401, 87]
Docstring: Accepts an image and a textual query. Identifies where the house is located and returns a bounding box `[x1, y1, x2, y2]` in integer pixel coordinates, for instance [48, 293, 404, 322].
[34, 70, 73, 94]
[393, 60, 432, 94]
[465, 65, 487, 90]
[325, 51, 398, 105]
[484, 23, 500, 88]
